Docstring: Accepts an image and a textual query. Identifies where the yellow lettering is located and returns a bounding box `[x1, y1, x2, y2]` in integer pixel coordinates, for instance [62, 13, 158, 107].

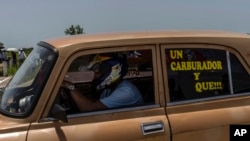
[209, 82, 214, 90]
[176, 50, 183, 59]
[217, 61, 223, 69]
[170, 50, 183, 59]
[207, 61, 212, 70]
[196, 61, 202, 70]
[195, 81, 223, 93]
[202, 62, 208, 70]
[195, 83, 203, 92]
[212, 62, 217, 69]
[170, 62, 176, 71]
[181, 62, 186, 70]
[202, 82, 209, 91]
[169, 61, 223, 71]
[186, 61, 191, 70]
[176, 62, 182, 70]
[193, 72, 200, 80]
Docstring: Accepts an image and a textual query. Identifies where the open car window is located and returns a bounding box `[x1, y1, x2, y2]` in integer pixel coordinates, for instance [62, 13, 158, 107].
[57, 49, 155, 114]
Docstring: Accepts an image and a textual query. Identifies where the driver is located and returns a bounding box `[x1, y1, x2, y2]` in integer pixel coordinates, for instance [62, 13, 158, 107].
[63, 54, 143, 112]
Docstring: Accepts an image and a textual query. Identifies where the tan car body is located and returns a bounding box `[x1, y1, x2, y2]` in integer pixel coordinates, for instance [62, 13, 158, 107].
[1, 30, 250, 141]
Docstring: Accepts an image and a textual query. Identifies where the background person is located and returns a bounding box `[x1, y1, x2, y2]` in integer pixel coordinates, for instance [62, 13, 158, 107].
[11, 51, 17, 67]
[18, 48, 26, 66]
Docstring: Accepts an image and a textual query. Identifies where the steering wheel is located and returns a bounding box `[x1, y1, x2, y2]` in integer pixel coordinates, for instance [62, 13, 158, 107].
[59, 87, 80, 113]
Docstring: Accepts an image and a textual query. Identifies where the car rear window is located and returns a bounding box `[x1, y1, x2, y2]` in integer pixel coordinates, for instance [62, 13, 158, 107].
[165, 48, 250, 102]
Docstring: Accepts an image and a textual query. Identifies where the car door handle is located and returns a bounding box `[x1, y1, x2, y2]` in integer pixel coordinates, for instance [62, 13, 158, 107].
[141, 121, 165, 135]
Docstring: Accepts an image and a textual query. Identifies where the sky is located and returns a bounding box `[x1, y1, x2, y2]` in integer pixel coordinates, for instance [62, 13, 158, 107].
[1, 0, 250, 48]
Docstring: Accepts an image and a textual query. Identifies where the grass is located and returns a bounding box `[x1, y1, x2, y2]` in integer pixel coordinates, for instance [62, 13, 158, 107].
[0, 62, 20, 76]
[7, 65, 19, 76]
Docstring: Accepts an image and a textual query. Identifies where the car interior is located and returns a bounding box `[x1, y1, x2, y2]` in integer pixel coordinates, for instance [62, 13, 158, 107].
[53, 50, 155, 114]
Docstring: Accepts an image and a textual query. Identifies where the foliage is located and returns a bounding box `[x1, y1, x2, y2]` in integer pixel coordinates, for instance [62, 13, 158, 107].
[22, 48, 33, 55]
[64, 25, 85, 35]
[0, 42, 4, 48]
[0, 48, 32, 76]
[7, 65, 18, 76]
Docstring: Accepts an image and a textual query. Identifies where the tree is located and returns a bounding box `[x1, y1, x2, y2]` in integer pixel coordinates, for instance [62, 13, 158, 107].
[0, 42, 4, 49]
[64, 25, 85, 35]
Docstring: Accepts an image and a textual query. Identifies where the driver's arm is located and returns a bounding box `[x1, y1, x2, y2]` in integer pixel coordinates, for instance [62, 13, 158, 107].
[69, 88, 107, 112]
[62, 81, 107, 112]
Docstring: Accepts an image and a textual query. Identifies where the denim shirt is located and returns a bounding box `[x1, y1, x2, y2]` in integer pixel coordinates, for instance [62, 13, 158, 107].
[100, 80, 143, 108]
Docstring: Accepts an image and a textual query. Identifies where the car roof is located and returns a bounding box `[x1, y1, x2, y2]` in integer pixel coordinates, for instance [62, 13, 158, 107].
[43, 30, 249, 48]
[41, 30, 250, 63]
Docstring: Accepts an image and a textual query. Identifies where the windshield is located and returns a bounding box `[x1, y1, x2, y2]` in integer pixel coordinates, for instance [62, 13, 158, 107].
[0, 44, 57, 117]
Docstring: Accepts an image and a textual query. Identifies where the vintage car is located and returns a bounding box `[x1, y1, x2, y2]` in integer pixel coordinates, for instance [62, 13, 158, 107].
[0, 30, 250, 141]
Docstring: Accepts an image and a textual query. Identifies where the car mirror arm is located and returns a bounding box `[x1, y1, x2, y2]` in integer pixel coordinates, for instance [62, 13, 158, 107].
[51, 104, 68, 123]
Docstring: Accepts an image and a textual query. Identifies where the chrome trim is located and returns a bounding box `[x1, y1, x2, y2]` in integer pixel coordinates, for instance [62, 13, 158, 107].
[68, 104, 160, 118]
[39, 117, 58, 122]
[167, 92, 250, 106]
[226, 51, 234, 94]
[39, 104, 160, 122]
[141, 121, 165, 135]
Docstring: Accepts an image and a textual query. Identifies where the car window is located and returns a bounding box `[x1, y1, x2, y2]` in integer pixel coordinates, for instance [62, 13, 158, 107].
[56, 49, 154, 114]
[165, 48, 250, 102]
[0, 46, 57, 117]
[230, 54, 250, 93]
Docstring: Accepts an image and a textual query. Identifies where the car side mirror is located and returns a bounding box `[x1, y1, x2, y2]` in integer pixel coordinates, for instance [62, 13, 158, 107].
[51, 104, 68, 123]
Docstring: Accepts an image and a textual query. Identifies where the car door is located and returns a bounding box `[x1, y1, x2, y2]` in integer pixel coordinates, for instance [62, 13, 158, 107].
[0, 122, 29, 141]
[26, 45, 171, 141]
[161, 44, 250, 141]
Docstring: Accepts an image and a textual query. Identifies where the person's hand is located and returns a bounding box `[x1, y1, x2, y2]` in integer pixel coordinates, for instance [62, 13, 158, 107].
[61, 81, 74, 90]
